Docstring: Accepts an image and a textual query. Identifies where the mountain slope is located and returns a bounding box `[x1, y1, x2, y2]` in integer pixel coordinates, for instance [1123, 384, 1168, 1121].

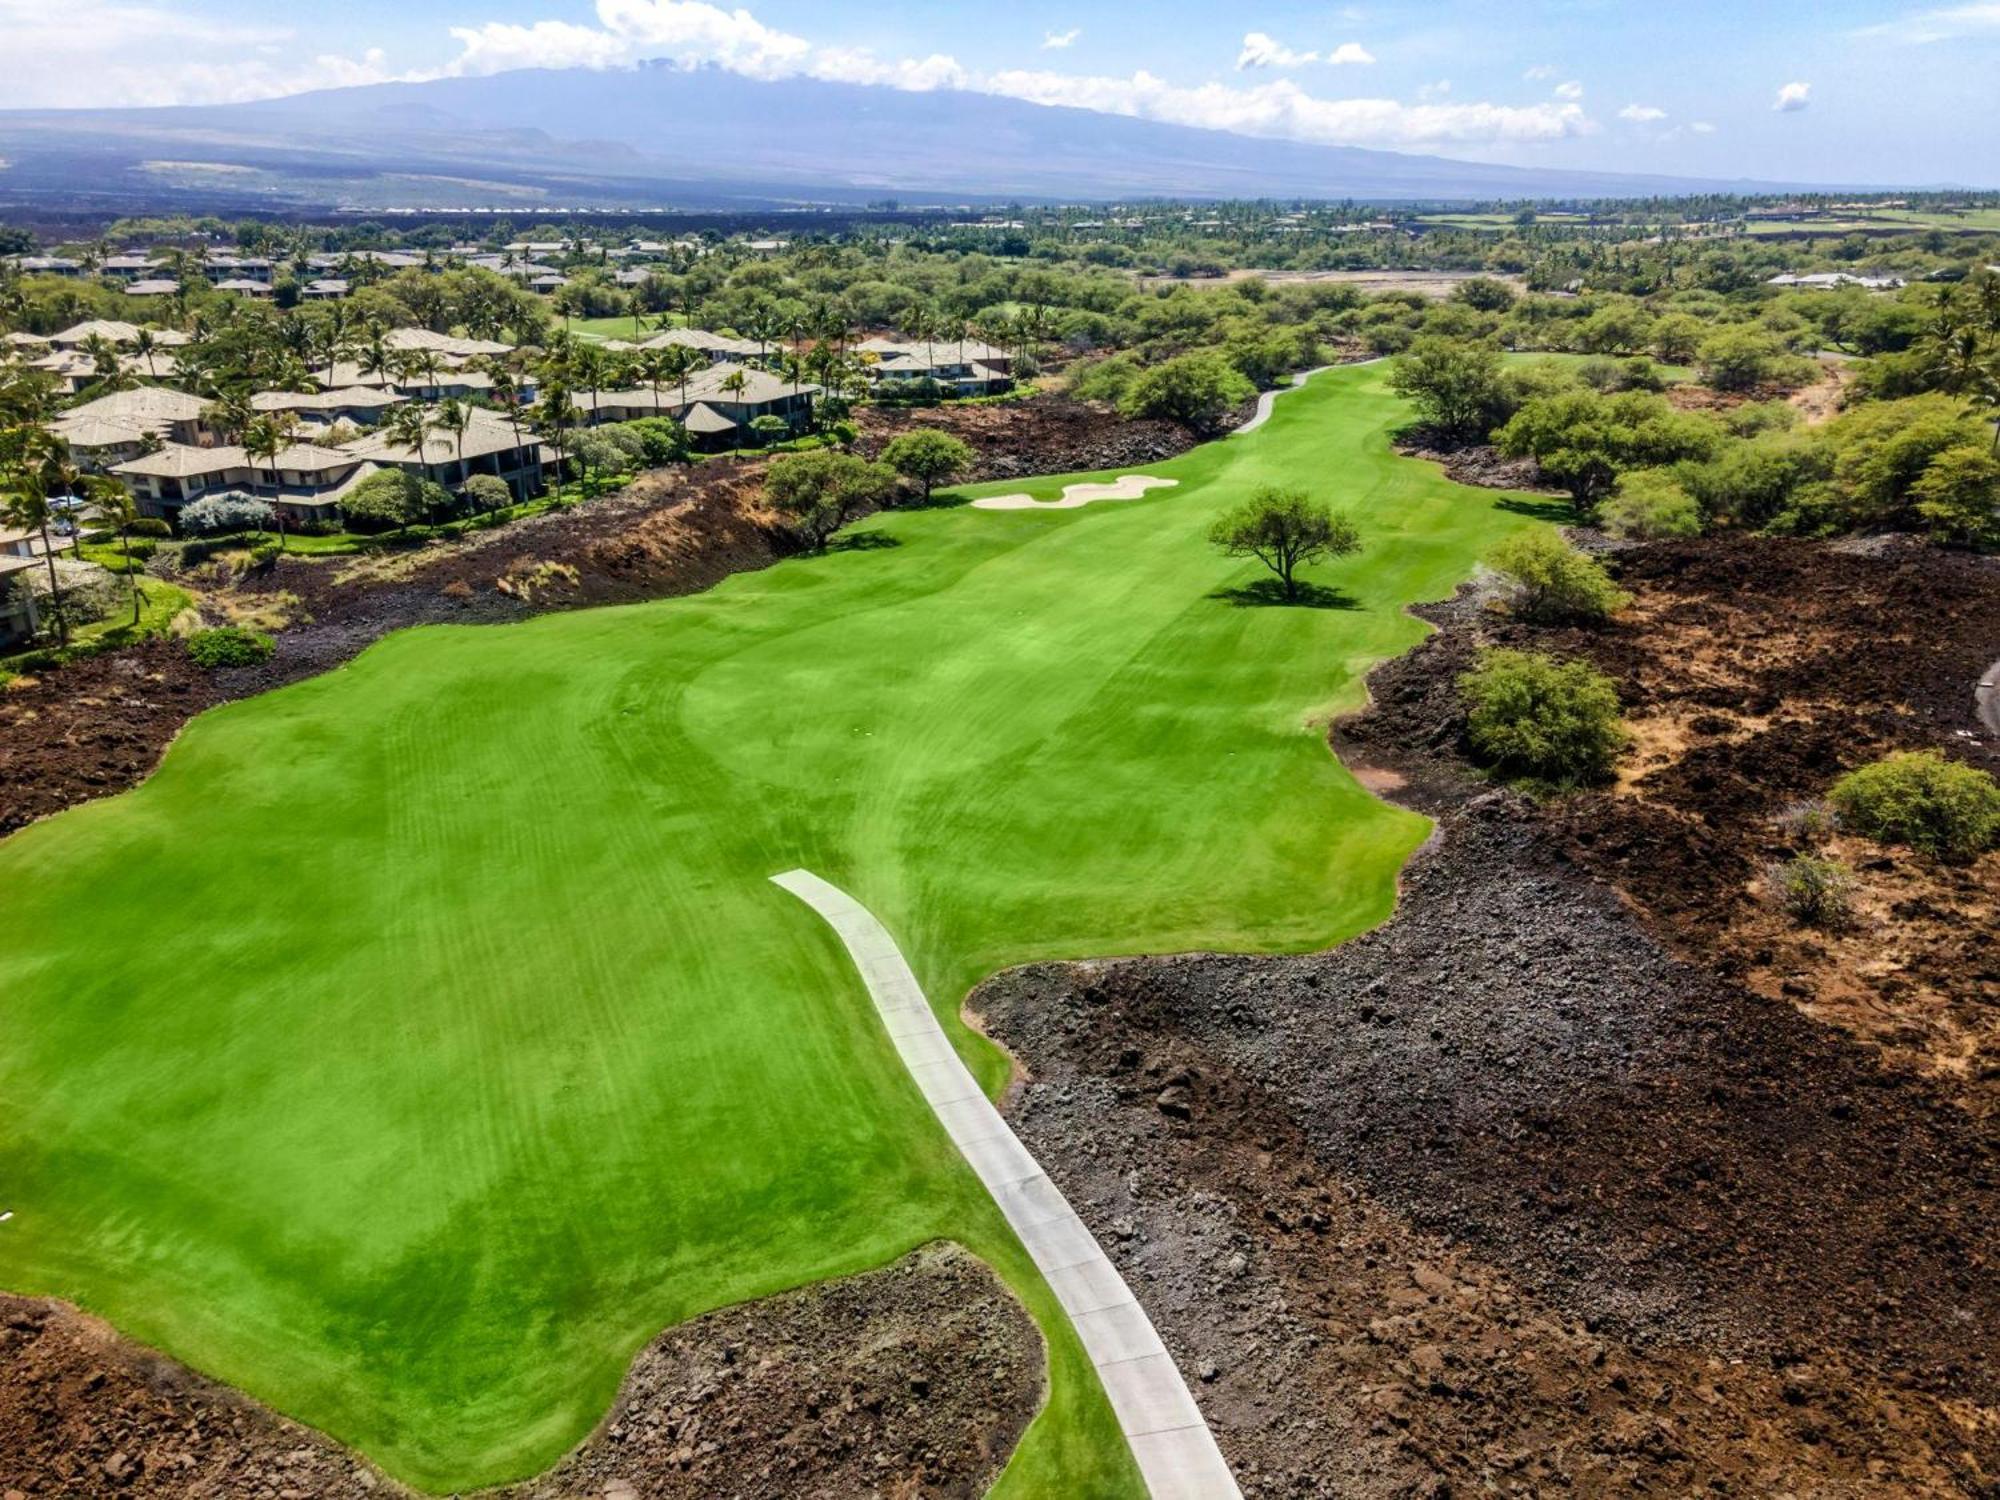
[0, 63, 1805, 210]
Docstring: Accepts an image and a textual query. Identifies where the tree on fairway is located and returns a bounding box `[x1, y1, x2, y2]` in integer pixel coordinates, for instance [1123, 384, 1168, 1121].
[763, 450, 897, 551]
[1207, 486, 1360, 601]
[880, 428, 974, 504]
[1387, 336, 1506, 441]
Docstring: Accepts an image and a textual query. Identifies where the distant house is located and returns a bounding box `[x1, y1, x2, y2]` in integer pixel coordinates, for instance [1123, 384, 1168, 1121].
[249, 386, 405, 426]
[46, 320, 192, 350]
[0, 528, 43, 645]
[110, 442, 383, 524]
[855, 336, 1014, 396]
[572, 365, 820, 446]
[631, 327, 760, 363]
[55, 387, 212, 448]
[339, 406, 546, 500]
[301, 278, 351, 300]
[383, 328, 513, 360]
[32, 346, 182, 396]
[122, 279, 180, 298]
[13, 256, 83, 277]
[1766, 271, 1906, 291]
[99, 254, 162, 279]
[214, 277, 274, 299]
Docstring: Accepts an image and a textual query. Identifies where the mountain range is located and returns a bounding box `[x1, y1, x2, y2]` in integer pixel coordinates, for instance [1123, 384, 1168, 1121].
[0, 63, 1811, 214]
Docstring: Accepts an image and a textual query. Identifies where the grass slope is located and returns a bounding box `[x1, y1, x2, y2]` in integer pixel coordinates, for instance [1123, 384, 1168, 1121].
[0, 364, 1555, 1494]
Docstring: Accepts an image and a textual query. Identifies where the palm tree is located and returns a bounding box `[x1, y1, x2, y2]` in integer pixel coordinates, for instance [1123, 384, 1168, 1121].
[241, 413, 295, 549]
[86, 477, 146, 624]
[384, 403, 444, 524]
[717, 368, 750, 444]
[0, 425, 72, 644]
[131, 327, 160, 380]
[435, 397, 473, 490]
[530, 379, 579, 502]
[635, 347, 675, 417]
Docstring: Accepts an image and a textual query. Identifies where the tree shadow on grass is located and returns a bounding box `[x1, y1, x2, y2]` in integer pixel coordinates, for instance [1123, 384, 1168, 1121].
[830, 531, 903, 553]
[1496, 494, 1577, 523]
[1208, 579, 1360, 610]
[903, 488, 972, 511]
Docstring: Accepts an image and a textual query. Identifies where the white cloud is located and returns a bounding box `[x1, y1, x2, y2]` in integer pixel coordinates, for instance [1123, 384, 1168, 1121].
[0, 0, 394, 105]
[1554, 79, 1584, 100]
[984, 69, 1592, 147]
[1774, 79, 1812, 111]
[1237, 32, 1320, 68]
[1691, 120, 1718, 134]
[0, 0, 1589, 152]
[1618, 103, 1667, 122]
[1852, 2, 2000, 42]
[1523, 63, 1558, 80]
[443, 20, 633, 76]
[1236, 32, 1373, 69]
[1041, 27, 1080, 49]
[1417, 79, 1452, 100]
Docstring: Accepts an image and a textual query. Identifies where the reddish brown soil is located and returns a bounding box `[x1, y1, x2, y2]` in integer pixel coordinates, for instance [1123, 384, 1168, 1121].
[978, 534, 2000, 1495]
[855, 394, 1198, 483]
[0, 1244, 1041, 1500]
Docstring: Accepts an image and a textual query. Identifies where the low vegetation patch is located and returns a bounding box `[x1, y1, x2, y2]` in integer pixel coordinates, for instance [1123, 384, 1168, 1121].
[1828, 750, 2000, 862]
[1460, 646, 1627, 789]
[184, 625, 275, 670]
[1766, 854, 1859, 928]
[1485, 530, 1629, 624]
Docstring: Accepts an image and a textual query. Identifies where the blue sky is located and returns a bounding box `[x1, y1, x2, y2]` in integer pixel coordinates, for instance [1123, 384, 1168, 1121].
[5, 0, 1996, 184]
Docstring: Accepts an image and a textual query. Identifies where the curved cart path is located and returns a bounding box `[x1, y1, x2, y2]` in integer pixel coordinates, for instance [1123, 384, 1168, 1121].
[1980, 658, 2000, 738]
[770, 870, 1242, 1500]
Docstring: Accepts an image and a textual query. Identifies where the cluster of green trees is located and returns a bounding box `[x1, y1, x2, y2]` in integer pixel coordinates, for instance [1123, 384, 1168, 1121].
[1388, 274, 2000, 547]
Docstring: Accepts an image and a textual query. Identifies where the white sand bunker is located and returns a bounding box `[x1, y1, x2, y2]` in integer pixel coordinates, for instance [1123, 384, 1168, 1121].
[973, 475, 1179, 511]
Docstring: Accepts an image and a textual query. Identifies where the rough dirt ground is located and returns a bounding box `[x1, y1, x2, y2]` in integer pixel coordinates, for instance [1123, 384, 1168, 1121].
[854, 393, 1198, 481]
[0, 1244, 1041, 1500]
[978, 536, 2000, 1496]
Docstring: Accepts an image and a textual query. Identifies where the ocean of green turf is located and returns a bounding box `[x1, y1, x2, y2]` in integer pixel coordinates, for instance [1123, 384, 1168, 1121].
[0, 364, 1557, 1494]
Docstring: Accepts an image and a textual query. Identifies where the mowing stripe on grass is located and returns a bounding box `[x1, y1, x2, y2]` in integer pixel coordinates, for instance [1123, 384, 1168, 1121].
[771, 868, 1241, 1500]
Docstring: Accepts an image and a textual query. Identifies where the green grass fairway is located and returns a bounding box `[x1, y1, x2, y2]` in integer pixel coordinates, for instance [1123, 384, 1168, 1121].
[0, 364, 1556, 1494]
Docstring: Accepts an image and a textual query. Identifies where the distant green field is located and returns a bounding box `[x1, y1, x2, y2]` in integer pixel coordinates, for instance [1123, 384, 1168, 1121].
[0, 365, 1555, 1494]
[1742, 209, 2000, 236]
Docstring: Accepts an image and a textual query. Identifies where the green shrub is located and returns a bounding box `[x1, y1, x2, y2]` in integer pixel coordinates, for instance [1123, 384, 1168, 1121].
[128, 517, 174, 539]
[1767, 855, 1857, 928]
[342, 469, 447, 533]
[1118, 351, 1255, 435]
[1828, 750, 2000, 862]
[458, 474, 513, 512]
[1485, 531, 1631, 623]
[185, 626, 275, 670]
[1601, 469, 1703, 539]
[1459, 647, 1627, 788]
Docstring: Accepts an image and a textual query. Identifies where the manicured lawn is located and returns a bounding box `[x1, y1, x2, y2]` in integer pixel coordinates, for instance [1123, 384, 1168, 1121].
[565, 312, 680, 343]
[0, 578, 192, 671]
[0, 364, 1557, 1494]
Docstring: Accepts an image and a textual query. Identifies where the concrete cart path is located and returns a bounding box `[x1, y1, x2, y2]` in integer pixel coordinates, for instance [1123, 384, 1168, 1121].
[770, 869, 1242, 1500]
[1979, 658, 2000, 738]
[1232, 358, 1388, 436]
